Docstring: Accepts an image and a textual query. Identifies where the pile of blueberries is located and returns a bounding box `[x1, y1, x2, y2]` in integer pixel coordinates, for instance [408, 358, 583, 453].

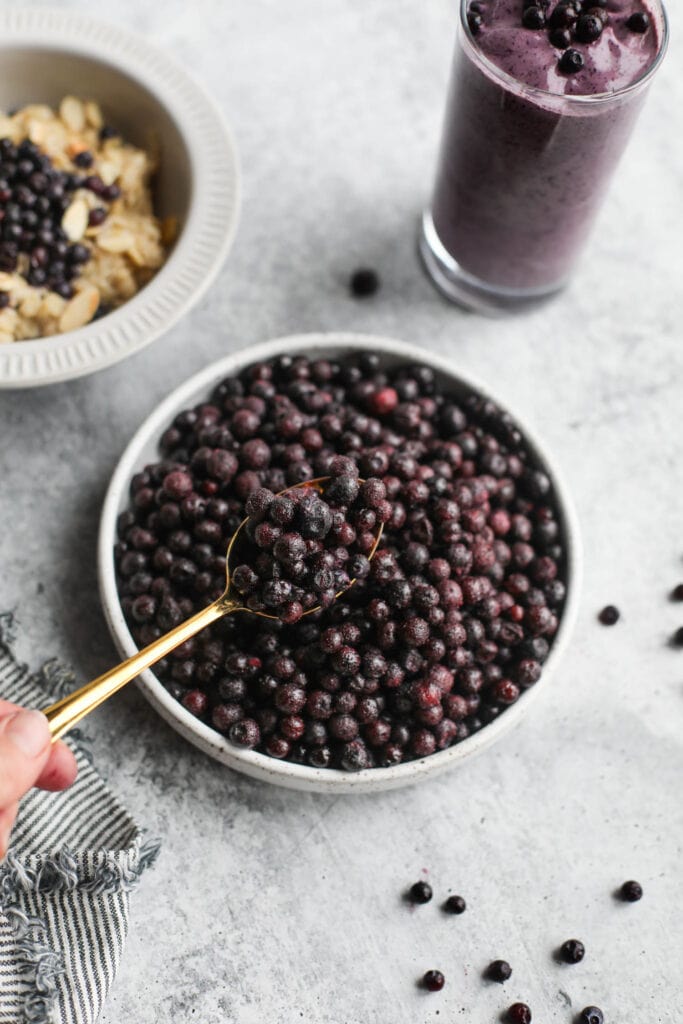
[230, 463, 387, 623]
[466, 0, 651, 76]
[0, 134, 118, 301]
[115, 352, 567, 772]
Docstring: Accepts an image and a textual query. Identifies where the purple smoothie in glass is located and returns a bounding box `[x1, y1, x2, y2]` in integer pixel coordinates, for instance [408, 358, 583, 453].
[421, 0, 668, 313]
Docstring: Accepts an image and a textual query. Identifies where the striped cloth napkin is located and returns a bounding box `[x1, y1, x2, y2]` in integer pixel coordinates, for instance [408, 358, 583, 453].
[0, 616, 160, 1024]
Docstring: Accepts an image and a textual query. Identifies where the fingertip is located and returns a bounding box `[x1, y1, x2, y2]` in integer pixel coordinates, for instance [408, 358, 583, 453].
[36, 741, 79, 792]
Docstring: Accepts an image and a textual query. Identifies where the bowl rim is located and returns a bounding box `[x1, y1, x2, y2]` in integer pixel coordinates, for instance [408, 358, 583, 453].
[0, 7, 241, 388]
[98, 332, 582, 794]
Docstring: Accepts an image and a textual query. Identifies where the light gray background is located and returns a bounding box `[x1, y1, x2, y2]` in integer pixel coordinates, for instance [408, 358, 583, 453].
[2, 1, 682, 1022]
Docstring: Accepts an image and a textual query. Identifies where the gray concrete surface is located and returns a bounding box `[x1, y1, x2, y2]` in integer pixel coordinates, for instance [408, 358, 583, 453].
[1, 1, 682, 1021]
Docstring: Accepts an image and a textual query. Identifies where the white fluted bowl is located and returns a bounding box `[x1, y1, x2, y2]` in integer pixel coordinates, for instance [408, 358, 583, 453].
[0, 8, 240, 388]
[99, 333, 582, 793]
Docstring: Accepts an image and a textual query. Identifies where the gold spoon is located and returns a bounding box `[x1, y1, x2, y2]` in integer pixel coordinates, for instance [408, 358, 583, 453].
[43, 477, 384, 741]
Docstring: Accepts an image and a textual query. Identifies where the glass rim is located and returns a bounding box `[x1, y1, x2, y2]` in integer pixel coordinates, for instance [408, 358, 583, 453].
[459, 0, 670, 106]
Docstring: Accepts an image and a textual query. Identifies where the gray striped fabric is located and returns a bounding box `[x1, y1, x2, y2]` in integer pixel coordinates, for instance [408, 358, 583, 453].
[0, 627, 160, 1024]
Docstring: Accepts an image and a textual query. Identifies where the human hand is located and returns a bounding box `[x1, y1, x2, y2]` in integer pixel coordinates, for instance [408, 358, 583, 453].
[0, 702, 78, 858]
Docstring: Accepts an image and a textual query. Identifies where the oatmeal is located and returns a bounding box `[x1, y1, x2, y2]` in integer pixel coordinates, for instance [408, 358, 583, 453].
[0, 97, 176, 342]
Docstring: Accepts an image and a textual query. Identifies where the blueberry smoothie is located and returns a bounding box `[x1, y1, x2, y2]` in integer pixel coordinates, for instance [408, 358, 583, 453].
[422, 0, 667, 310]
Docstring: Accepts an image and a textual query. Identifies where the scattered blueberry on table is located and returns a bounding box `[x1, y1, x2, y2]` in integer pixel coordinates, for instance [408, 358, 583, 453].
[115, 353, 567, 771]
[578, 1006, 604, 1024]
[507, 1002, 532, 1024]
[443, 893, 467, 914]
[422, 969, 445, 992]
[598, 604, 620, 626]
[559, 938, 585, 964]
[349, 268, 380, 298]
[486, 959, 512, 983]
[619, 879, 643, 902]
[409, 880, 433, 904]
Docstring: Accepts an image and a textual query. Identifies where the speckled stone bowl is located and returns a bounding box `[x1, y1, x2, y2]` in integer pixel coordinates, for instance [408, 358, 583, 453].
[98, 333, 582, 793]
[0, 7, 240, 388]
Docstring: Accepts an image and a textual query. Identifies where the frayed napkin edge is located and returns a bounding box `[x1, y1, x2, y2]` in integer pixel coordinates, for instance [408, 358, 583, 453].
[0, 612, 162, 1023]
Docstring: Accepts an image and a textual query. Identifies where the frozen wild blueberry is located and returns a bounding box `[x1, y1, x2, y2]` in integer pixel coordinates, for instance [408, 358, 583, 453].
[619, 879, 643, 902]
[559, 48, 585, 73]
[578, 1008, 603, 1024]
[598, 604, 620, 626]
[549, 3, 579, 28]
[550, 26, 572, 47]
[559, 938, 585, 964]
[626, 11, 649, 32]
[422, 970, 445, 992]
[232, 471, 383, 619]
[444, 894, 466, 914]
[350, 268, 380, 298]
[115, 353, 566, 772]
[671, 626, 683, 647]
[522, 5, 546, 29]
[575, 12, 603, 41]
[670, 584, 683, 601]
[507, 1004, 532, 1024]
[468, 10, 483, 32]
[409, 880, 433, 904]
[487, 959, 512, 982]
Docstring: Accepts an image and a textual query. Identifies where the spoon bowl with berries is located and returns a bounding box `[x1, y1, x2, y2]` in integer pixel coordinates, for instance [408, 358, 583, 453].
[44, 470, 385, 740]
[98, 332, 581, 793]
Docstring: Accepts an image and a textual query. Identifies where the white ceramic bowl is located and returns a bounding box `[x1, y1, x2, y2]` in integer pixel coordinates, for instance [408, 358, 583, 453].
[99, 333, 582, 793]
[0, 8, 240, 388]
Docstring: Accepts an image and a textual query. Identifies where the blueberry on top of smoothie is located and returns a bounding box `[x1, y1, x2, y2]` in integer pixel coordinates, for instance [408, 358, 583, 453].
[468, 9, 484, 33]
[549, 3, 580, 29]
[522, 6, 547, 29]
[550, 26, 572, 47]
[575, 12, 605, 42]
[627, 10, 650, 32]
[559, 47, 585, 73]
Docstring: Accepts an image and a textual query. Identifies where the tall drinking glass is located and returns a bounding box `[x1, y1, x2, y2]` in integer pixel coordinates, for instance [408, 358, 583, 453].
[420, 0, 669, 314]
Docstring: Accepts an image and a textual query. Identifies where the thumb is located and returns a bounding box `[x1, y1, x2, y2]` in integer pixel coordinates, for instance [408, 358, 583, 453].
[0, 710, 52, 808]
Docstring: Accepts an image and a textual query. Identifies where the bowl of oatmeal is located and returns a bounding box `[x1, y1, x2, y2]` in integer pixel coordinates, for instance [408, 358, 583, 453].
[0, 9, 240, 388]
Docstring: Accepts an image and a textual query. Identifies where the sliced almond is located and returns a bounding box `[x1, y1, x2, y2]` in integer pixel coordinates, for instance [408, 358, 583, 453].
[84, 101, 103, 130]
[97, 227, 136, 254]
[19, 293, 42, 318]
[59, 286, 100, 332]
[127, 240, 162, 269]
[97, 159, 121, 186]
[59, 96, 86, 133]
[62, 198, 90, 242]
[21, 104, 53, 121]
[42, 293, 67, 317]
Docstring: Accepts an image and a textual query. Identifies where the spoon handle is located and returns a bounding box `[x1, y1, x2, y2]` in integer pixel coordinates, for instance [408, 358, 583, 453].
[43, 596, 241, 740]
